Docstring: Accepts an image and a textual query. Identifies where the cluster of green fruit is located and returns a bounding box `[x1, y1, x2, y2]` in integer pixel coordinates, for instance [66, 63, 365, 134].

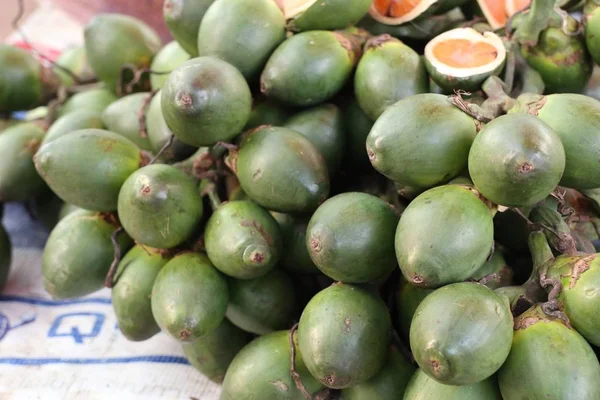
[3, 0, 600, 398]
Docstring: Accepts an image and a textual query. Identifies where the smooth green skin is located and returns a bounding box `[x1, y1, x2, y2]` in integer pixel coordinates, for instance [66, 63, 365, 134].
[345, 99, 374, 167]
[410, 283, 513, 385]
[182, 319, 251, 383]
[35, 129, 143, 212]
[395, 281, 434, 339]
[118, 164, 203, 249]
[270, 212, 320, 274]
[151, 252, 228, 342]
[42, 211, 132, 299]
[53, 46, 93, 87]
[404, 370, 502, 400]
[221, 331, 323, 399]
[366, 93, 477, 188]
[150, 41, 189, 90]
[43, 111, 104, 145]
[84, 14, 162, 91]
[306, 192, 399, 283]
[59, 89, 117, 118]
[205, 200, 282, 279]
[161, 57, 252, 146]
[396, 185, 494, 288]
[0, 44, 44, 113]
[58, 203, 81, 221]
[468, 113, 565, 207]
[260, 31, 357, 107]
[546, 254, 600, 346]
[146, 91, 196, 161]
[356, 36, 428, 120]
[236, 126, 330, 213]
[586, 4, 600, 66]
[198, 0, 285, 80]
[498, 305, 600, 400]
[523, 27, 592, 94]
[529, 94, 600, 190]
[0, 224, 12, 292]
[339, 347, 415, 400]
[226, 268, 297, 335]
[298, 283, 391, 389]
[290, 0, 371, 31]
[284, 104, 345, 176]
[163, 0, 214, 57]
[101, 93, 153, 150]
[112, 246, 168, 341]
[244, 99, 292, 130]
[0, 123, 46, 202]
[471, 251, 512, 290]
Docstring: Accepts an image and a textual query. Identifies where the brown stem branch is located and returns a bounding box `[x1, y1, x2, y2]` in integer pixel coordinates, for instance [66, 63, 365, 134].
[104, 227, 124, 288]
[138, 90, 157, 139]
[150, 134, 175, 164]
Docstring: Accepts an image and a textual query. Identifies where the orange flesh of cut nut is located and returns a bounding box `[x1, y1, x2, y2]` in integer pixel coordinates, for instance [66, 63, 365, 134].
[479, 0, 508, 26]
[373, 0, 422, 17]
[433, 39, 499, 68]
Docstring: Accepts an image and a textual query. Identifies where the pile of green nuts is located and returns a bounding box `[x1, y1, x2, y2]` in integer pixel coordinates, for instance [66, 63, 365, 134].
[2, 0, 600, 398]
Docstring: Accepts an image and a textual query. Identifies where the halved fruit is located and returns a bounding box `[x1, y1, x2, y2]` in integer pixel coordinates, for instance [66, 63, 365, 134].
[505, 0, 530, 18]
[424, 27, 506, 91]
[369, 0, 440, 25]
[279, 0, 372, 31]
[477, 0, 508, 30]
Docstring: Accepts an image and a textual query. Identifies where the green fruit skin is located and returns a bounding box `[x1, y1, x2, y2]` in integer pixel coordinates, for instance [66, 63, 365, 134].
[226, 268, 297, 335]
[84, 14, 162, 91]
[523, 27, 592, 94]
[118, 164, 203, 249]
[0, 123, 46, 202]
[163, 0, 214, 57]
[306, 192, 399, 283]
[0, 44, 45, 113]
[355, 35, 428, 120]
[410, 283, 513, 385]
[198, 0, 285, 80]
[150, 41, 190, 90]
[58, 88, 117, 118]
[498, 305, 600, 400]
[205, 200, 282, 279]
[101, 93, 153, 150]
[53, 46, 94, 87]
[339, 347, 415, 400]
[395, 281, 434, 338]
[403, 370, 503, 400]
[43, 111, 104, 145]
[524, 94, 600, 190]
[396, 185, 494, 288]
[221, 330, 323, 399]
[284, 104, 346, 176]
[270, 212, 320, 274]
[298, 283, 391, 389]
[546, 253, 600, 346]
[35, 129, 143, 212]
[471, 251, 513, 290]
[146, 90, 196, 161]
[161, 57, 252, 147]
[244, 99, 293, 130]
[236, 126, 330, 213]
[345, 100, 374, 167]
[468, 113, 566, 207]
[112, 245, 168, 341]
[43, 211, 132, 299]
[290, 0, 371, 31]
[586, 3, 600, 66]
[366, 93, 477, 188]
[260, 31, 358, 107]
[0, 224, 12, 292]
[182, 319, 251, 383]
[151, 252, 228, 342]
